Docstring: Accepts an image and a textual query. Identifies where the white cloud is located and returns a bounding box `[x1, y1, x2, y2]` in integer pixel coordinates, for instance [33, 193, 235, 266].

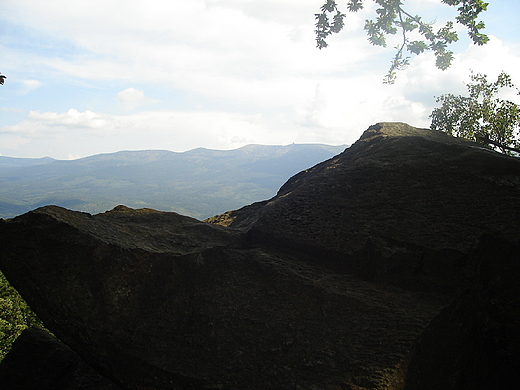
[302, 83, 327, 128]
[27, 109, 117, 131]
[1, 0, 520, 159]
[20, 79, 42, 94]
[116, 88, 158, 109]
[1, 108, 299, 158]
[1, 107, 25, 113]
[0, 0, 371, 102]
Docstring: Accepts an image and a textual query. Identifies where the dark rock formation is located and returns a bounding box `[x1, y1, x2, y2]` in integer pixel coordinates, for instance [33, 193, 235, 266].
[1, 123, 520, 389]
[0, 327, 122, 390]
[212, 123, 520, 292]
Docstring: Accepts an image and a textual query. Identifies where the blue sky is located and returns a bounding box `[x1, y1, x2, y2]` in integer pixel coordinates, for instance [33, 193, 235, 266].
[1, 0, 520, 159]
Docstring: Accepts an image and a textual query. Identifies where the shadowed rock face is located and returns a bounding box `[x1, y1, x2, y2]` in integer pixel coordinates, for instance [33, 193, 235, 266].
[0, 327, 123, 390]
[211, 123, 520, 297]
[1, 123, 520, 389]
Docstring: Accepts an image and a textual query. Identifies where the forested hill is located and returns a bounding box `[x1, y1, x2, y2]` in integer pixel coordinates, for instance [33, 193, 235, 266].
[0, 144, 346, 220]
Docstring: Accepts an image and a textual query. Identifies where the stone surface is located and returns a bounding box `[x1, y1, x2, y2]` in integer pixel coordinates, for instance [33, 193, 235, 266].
[212, 123, 520, 295]
[1, 123, 520, 389]
[0, 327, 122, 390]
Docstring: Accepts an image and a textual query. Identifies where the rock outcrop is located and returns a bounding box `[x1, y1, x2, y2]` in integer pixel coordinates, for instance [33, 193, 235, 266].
[211, 123, 520, 293]
[1, 123, 520, 389]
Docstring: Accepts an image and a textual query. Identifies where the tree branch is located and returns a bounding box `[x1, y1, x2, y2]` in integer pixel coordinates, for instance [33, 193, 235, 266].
[478, 135, 520, 154]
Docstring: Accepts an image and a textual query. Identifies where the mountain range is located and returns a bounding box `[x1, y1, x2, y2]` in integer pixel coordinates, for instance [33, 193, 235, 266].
[0, 144, 346, 220]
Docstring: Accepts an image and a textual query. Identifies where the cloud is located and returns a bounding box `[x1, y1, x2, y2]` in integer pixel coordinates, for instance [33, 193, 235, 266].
[1, 107, 298, 158]
[1, 0, 520, 159]
[27, 109, 117, 131]
[1, 107, 25, 113]
[301, 83, 327, 128]
[21, 79, 42, 94]
[0, 109, 121, 140]
[116, 88, 158, 109]
[22, 79, 41, 88]
[0, 0, 372, 108]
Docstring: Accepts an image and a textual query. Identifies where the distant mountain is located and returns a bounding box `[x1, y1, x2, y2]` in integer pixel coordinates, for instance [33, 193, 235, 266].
[0, 144, 347, 220]
[0, 156, 55, 168]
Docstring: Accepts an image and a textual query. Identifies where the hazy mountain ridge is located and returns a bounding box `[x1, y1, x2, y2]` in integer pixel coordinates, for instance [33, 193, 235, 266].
[0, 144, 346, 220]
[0, 156, 56, 168]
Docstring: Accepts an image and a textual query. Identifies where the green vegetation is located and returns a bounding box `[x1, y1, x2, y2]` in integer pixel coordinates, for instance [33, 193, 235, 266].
[0, 271, 44, 361]
[431, 71, 520, 155]
[315, 0, 489, 83]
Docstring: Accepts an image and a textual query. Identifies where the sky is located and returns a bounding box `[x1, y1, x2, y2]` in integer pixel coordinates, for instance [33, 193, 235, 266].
[1, 0, 520, 159]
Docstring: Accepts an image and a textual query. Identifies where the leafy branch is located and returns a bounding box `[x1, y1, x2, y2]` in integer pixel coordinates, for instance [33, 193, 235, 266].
[430, 71, 520, 155]
[315, 0, 489, 84]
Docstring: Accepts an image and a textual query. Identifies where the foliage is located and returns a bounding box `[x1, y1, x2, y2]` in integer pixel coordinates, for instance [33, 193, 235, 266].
[315, 0, 489, 83]
[430, 71, 520, 155]
[0, 270, 45, 361]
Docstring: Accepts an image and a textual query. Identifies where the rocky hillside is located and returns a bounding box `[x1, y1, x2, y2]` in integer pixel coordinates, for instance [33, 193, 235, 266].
[1, 123, 519, 390]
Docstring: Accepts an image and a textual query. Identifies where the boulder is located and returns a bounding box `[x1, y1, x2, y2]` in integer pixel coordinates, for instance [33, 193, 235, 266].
[1, 123, 520, 389]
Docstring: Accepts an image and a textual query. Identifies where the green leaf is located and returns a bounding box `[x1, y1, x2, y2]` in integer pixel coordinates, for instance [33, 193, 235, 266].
[407, 40, 428, 55]
[435, 50, 454, 70]
[331, 11, 346, 33]
[347, 0, 364, 12]
[321, 0, 339, 13]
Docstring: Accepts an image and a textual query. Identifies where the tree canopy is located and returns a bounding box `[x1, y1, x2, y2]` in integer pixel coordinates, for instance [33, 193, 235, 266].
[315, 0, 489, 83]
[430, 71, 520, 155]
